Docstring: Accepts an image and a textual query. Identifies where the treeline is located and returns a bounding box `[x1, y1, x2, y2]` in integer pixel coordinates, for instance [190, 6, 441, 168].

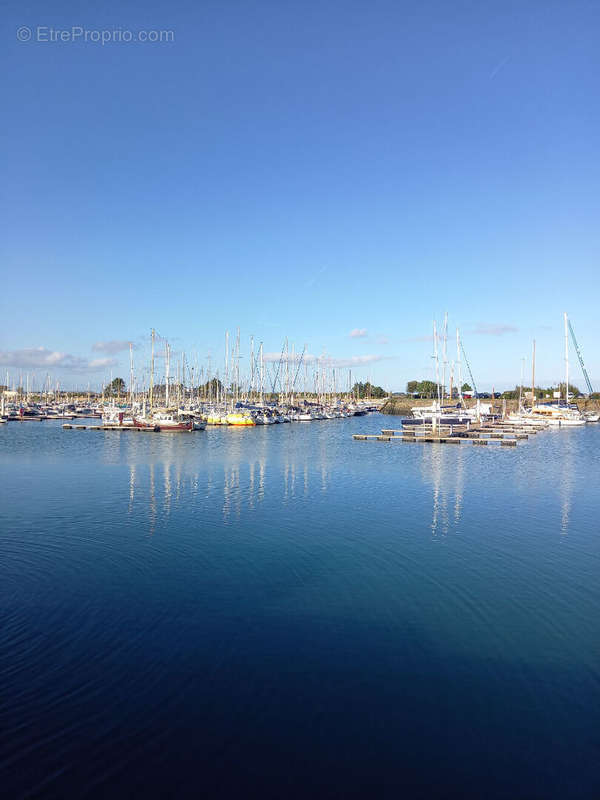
[406, 380, 470, 398]
[352, 381, 387, 399]
[405, 379, 589, 400]
[103, 377, 226, 398]
[500, 384, 582, 400]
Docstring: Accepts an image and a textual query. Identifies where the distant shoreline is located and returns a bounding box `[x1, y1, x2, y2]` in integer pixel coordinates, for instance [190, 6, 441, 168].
[381, 397, 599, 416]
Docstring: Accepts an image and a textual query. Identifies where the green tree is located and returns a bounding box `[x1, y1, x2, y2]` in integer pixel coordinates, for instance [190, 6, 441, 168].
[104, 377, 126, 397]
[417, 380, 438, 398]
[406, 380, 418, 394]
[352, 381, 387, 399]
[201, 378, 223, 397]
[461, 383, 472, 393]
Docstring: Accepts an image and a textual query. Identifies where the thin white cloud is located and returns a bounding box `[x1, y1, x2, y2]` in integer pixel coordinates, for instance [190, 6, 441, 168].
[89, 357, 119, 369]
[470, 323, 518, 336]
[489, 55, 510, 80]
[0, 347, 118, 372]
[92, 340, 134, 354]
[377, 335, 389, 345]
[325, 354, 384, 368]
[349, 328, 368, 339]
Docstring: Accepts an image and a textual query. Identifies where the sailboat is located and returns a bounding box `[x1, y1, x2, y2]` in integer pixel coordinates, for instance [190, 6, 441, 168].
[530, 314, 585, 426]
[407, 322, 493, 426]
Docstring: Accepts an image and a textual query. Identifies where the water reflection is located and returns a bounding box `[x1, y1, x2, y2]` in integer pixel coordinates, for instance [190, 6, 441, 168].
[105, 421, 582, 538]
[128, 464, 135, 513]
[560, 436, 574, 536]
[420, 445, 465, 537]
[149, 462, 156, 535]
[119, 427, 331, 526]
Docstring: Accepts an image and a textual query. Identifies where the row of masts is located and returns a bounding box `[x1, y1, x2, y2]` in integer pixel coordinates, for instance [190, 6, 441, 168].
[430, 314, 471, 407]
[430, 311, 587, 409]
[520, 313, 577, 408]
[119, 328, 372, 410]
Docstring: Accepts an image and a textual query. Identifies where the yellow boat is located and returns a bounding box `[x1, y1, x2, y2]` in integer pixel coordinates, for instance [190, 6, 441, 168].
[226, 412, 256, 426]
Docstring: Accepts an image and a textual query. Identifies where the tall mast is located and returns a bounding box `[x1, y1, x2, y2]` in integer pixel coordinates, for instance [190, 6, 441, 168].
[291, 343, 296, 404]
[235, 327, 240, 404]
[149, 328, 155, 411]
[564, 312, 569, 404]
[250, 335, 255, 401]
[531, 339, 536, 409]
[456, 329, 464, 408]
[284, 338, 289, 404]
[259, 342, 264, 404]
[129, 342, 134, 406]
[519, 357, 525, 411]
[205, 354, 210, 402]
[181, 351, 185, 404]
[433, 320, 441, 408]
[225, 330, 229, 405]
[165, 341, 170, 407]
[442, 311, 448, 400]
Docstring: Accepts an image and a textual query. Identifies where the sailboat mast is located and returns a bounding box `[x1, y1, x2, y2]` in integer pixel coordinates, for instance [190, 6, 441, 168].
[150, 328, 155, 411]
[181, 351, 185, 404]
[250, 336, 255, 401]
[235, 327, 240, 405]
[129, 342, 134, 406]
[519, 357, 525, 411]
[442, 311, 448, 400]
[165, 341, 170, 407]
[564, 312, 569, 404]
[531, 340, 536, 409]
[284, 338, 289, 404]
[225, 331, 229, 405]
[456, 329, 464, 408]
[259, 342, 264, 404]
[433, 320, 441, 408]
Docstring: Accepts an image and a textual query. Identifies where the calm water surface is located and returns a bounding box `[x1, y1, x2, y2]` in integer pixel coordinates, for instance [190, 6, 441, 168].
[1, 417, 599, 798]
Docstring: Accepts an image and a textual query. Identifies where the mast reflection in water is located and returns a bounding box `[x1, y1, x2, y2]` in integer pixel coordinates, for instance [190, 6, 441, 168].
[1, 418, 599, 799]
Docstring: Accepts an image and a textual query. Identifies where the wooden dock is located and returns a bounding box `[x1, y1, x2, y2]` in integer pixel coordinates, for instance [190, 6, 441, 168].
[63, 424, 159, 432]
[353, 417, 546, 447]
[5, 416, 48, 422]
[353, 433, 517, 446]
[61, 424, 203, 433]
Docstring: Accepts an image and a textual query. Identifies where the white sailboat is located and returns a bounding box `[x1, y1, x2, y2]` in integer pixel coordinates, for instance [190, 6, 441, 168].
[530, 314, 585, 426]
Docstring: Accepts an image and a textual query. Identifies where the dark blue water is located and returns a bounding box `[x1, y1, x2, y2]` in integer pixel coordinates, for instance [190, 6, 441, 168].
[1, 417, 599, 798]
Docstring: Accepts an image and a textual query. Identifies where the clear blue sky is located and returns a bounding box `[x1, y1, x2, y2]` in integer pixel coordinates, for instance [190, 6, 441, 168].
[2, 0, 599, 391]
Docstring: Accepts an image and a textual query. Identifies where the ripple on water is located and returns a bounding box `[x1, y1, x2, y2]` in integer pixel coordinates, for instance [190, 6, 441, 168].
[1, 418, 600, 797]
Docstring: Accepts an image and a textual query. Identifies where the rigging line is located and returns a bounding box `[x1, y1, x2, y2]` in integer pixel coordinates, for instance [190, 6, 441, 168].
[568, 319, 594, 394]
[460, 341, 478, 397]
[270, 340, 286, 394]
[291, 345, 307, 390]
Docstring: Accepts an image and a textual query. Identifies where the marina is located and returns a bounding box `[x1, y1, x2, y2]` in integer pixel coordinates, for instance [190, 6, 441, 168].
[2, 413, 600, 798]
[4, 3, 599, 796]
